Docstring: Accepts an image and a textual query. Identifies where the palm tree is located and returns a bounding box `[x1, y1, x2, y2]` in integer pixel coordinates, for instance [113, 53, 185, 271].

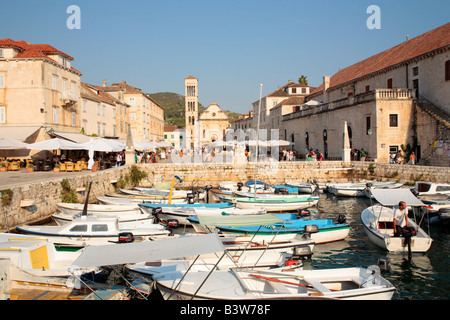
[298, 75, 308, 85]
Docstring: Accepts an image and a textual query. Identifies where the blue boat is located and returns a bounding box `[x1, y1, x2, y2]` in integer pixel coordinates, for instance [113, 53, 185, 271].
[189, 213, 350, 244]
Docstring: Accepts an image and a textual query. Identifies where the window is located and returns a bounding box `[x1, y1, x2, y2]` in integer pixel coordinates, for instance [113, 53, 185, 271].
[97, 103, 100, 115]
[102, 123, 105, 136]
[72, 112, 76, 126]
[292, 88, 297, 94]
[302, 88, 307, 94]
[113, 108, 116, 119]
[82, 120, 87, 132]
[365, 85, 370, 92]
[92, 224, 108, 232]
[97, 122, 100, 135]
[446, 60, 450, 81]
[70, 224, 87, 232]
[129, 97, 135, 105]
[130, 113, 136, 121]
[387, 78, 393, 89]
[0, 106, 5, 123]
[102, 105, 105, 117]
[53, 75, 58, 90]
[436, 186, 450, 192]
[389, 114, 398, 127]
[53, 108, 58, 124]
[412, 67, 419, 77]
[62, 79, 67, 98]
[0, 74, 5, 88]
[366, 116, 371, 135]
[0, 48, 3, 58]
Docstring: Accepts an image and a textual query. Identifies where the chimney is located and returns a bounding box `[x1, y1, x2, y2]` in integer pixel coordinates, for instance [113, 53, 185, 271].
[102, 80, 107, 87]
[323, 76, 330, 103]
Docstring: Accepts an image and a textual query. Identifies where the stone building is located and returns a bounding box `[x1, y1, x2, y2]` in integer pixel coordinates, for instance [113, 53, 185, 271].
[280, 23, 449, 165]
[102, 81, 165, 143]
[164, 125, 185, 149]
[0, 39, 82, 147]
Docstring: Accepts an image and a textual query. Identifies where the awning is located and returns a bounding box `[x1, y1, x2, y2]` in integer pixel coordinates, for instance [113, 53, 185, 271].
[70, 233, 225, 268]
[196, 213, 284, 227]
[0, 137, 29, 150]
[0, 126, 42, 141]
[370, 189, 425, 207]
[51, 131, 92, 143]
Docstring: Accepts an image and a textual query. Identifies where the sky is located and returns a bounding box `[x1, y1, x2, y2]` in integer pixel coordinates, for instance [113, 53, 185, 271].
[1, 0, 449, 114]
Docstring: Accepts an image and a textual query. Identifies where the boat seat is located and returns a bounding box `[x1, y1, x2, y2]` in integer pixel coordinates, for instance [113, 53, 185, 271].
[266, 281, 293, 294]
[303, 277, 331, 293]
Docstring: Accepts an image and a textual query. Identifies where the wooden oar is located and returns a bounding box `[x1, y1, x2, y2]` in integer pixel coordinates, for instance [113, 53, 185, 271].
[249, 274, 339, 292]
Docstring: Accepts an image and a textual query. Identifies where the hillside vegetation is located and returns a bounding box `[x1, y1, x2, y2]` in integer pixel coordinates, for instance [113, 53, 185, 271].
[148, 92, 241, 128]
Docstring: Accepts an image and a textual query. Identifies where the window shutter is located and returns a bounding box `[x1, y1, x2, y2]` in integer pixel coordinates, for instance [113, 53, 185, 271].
[0, 107, 5, 123]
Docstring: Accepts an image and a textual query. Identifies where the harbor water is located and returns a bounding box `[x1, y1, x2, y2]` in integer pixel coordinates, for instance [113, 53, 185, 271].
[304, 193, 449, 300]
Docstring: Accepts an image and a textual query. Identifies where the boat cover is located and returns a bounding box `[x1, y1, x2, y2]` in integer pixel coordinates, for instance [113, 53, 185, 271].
[370, 189, 424, 207]
[70, 233, 225, 268]
[196, 214, 284, 227]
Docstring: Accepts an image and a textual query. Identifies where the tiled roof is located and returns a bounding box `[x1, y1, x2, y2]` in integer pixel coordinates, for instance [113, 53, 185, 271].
[309, 22, 450, 96]
[0, 38, 74, 60]
[164, 125, 182, 132]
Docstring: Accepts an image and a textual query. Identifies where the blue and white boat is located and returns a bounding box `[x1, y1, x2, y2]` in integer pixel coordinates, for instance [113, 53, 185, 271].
[189, 213, 349, 244]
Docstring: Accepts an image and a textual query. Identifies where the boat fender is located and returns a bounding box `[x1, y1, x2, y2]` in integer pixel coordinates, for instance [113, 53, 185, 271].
[118, 232, 134, 243]
[151, 207, 163, 215]
[365, 265, 381, 286]
[304, 224, 319, 233]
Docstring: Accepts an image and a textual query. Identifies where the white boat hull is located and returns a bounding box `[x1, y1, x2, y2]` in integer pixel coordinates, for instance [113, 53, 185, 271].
[361, 206, 433, 253]
[234, 199, 318, 211]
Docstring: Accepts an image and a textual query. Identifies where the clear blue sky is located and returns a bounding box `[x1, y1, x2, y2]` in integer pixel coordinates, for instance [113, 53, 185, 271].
[1, 0, 449, 114]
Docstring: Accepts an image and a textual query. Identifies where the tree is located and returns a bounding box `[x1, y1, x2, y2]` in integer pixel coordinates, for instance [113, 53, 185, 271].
[298, 75, 308, 85]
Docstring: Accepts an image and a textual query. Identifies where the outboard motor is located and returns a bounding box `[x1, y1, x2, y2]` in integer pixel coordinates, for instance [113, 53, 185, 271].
[335, 214, 346, 224]
[297, 209, 310, 217]
[186, 193, 195, 204]
[304, 224, 319, 234]
[151, 207, 163, 215]
[278, 187, 288, 195]
[205, 185, 213, 203]
[118, 232, 134, 243]
[402, 226, 417, 258]
[292, 246, 313, 260]
[237, 182, 244, 191]
[166, 219, 179, 228]
[377, 257, 391, 273]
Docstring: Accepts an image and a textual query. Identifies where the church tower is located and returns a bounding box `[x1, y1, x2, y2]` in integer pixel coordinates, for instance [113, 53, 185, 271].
[185, 75, 198, 150]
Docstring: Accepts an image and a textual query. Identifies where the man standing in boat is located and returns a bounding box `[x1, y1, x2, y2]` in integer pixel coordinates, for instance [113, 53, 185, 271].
[393, 201, 408, 236]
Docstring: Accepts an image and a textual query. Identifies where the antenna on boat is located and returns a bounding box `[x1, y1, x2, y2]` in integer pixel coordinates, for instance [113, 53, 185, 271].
[254, 84, 263, 198]
[82, 182, 93, 216]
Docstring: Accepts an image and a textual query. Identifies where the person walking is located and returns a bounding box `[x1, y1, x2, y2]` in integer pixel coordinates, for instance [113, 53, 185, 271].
[409, 152, 416, 165]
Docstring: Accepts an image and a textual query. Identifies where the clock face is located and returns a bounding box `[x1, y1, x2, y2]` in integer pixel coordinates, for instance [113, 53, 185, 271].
[212, 113, 216, 117]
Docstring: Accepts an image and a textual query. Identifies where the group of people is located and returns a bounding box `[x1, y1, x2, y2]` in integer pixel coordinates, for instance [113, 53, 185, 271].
[280, 149, 297, 161]
[390, 150, 417, 165]
[135, 151, 159, 164]
[305, 148, 324, 161]
[351, 148, 368, 161]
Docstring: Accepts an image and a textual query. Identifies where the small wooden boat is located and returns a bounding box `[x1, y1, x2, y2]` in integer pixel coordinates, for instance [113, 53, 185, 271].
[155, 266, 395, 300]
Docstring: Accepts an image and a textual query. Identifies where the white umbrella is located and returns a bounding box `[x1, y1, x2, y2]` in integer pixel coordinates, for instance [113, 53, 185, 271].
[26, 138, 84, 150]
[157, 141, 172, 148]
[264, 140, 293, 147]
[98, 138, 125, 152]
[0, 137, 28, 150]
[80, 138, 114, 169]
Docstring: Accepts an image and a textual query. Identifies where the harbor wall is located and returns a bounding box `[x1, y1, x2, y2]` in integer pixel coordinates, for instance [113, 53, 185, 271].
[1, 161, 449, 231]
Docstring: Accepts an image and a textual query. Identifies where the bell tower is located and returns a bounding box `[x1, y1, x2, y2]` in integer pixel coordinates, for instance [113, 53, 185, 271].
[185, 75, 198, 150]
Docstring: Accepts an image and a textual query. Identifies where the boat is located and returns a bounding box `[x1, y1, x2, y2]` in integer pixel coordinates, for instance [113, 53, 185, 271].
[416, 194, 450, 224]
[361, 188, 433, 253]
[15, 215, 171, 248]
[413, 182, 450, 196]
[138, 202, 237, 225]
[328, 181, 403, 197]
[56, 202, 144, 216]
[121, 188, 191, 198]
[106, 191, 188, 201]
[97, 195, 188, 205]
[134, 187, 206, 200]
[219, 180, 275, 193]
[154, 265, 395, 300]
[191, 213, 349, 244]
[51, 211, 155, 226]
[229, 195, 319, 211]
[285, 180, 319, 194]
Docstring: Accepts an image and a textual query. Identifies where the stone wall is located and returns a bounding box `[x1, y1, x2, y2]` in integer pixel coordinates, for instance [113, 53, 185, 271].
[1, 161, 449, 231]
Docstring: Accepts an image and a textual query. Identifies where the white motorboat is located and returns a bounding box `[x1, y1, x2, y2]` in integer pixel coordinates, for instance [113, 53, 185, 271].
[96, 196, 188, 206]
[52, 212, 155, 226]
[56, 202, 144, 216]
[413, 182, 450, 196]
[285, 181, 318, 194]
[328, 181, 403, 197]
[230, 195, 319, 211]
[16, 215, 171, 248]
[361, 189, 433, 253]
[155, 265, 395, 300]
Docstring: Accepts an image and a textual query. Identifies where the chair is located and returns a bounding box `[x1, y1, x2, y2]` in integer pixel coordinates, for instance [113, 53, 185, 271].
[66, 161, 74, 172]
[58, 162, 67, 171]
[74, 162, 82, 172]
[10, 161, 20, 171]
[81, 161, 88, 170]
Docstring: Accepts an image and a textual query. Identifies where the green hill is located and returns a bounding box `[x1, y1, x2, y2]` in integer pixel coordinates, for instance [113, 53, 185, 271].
[148, 92, 241, 128]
